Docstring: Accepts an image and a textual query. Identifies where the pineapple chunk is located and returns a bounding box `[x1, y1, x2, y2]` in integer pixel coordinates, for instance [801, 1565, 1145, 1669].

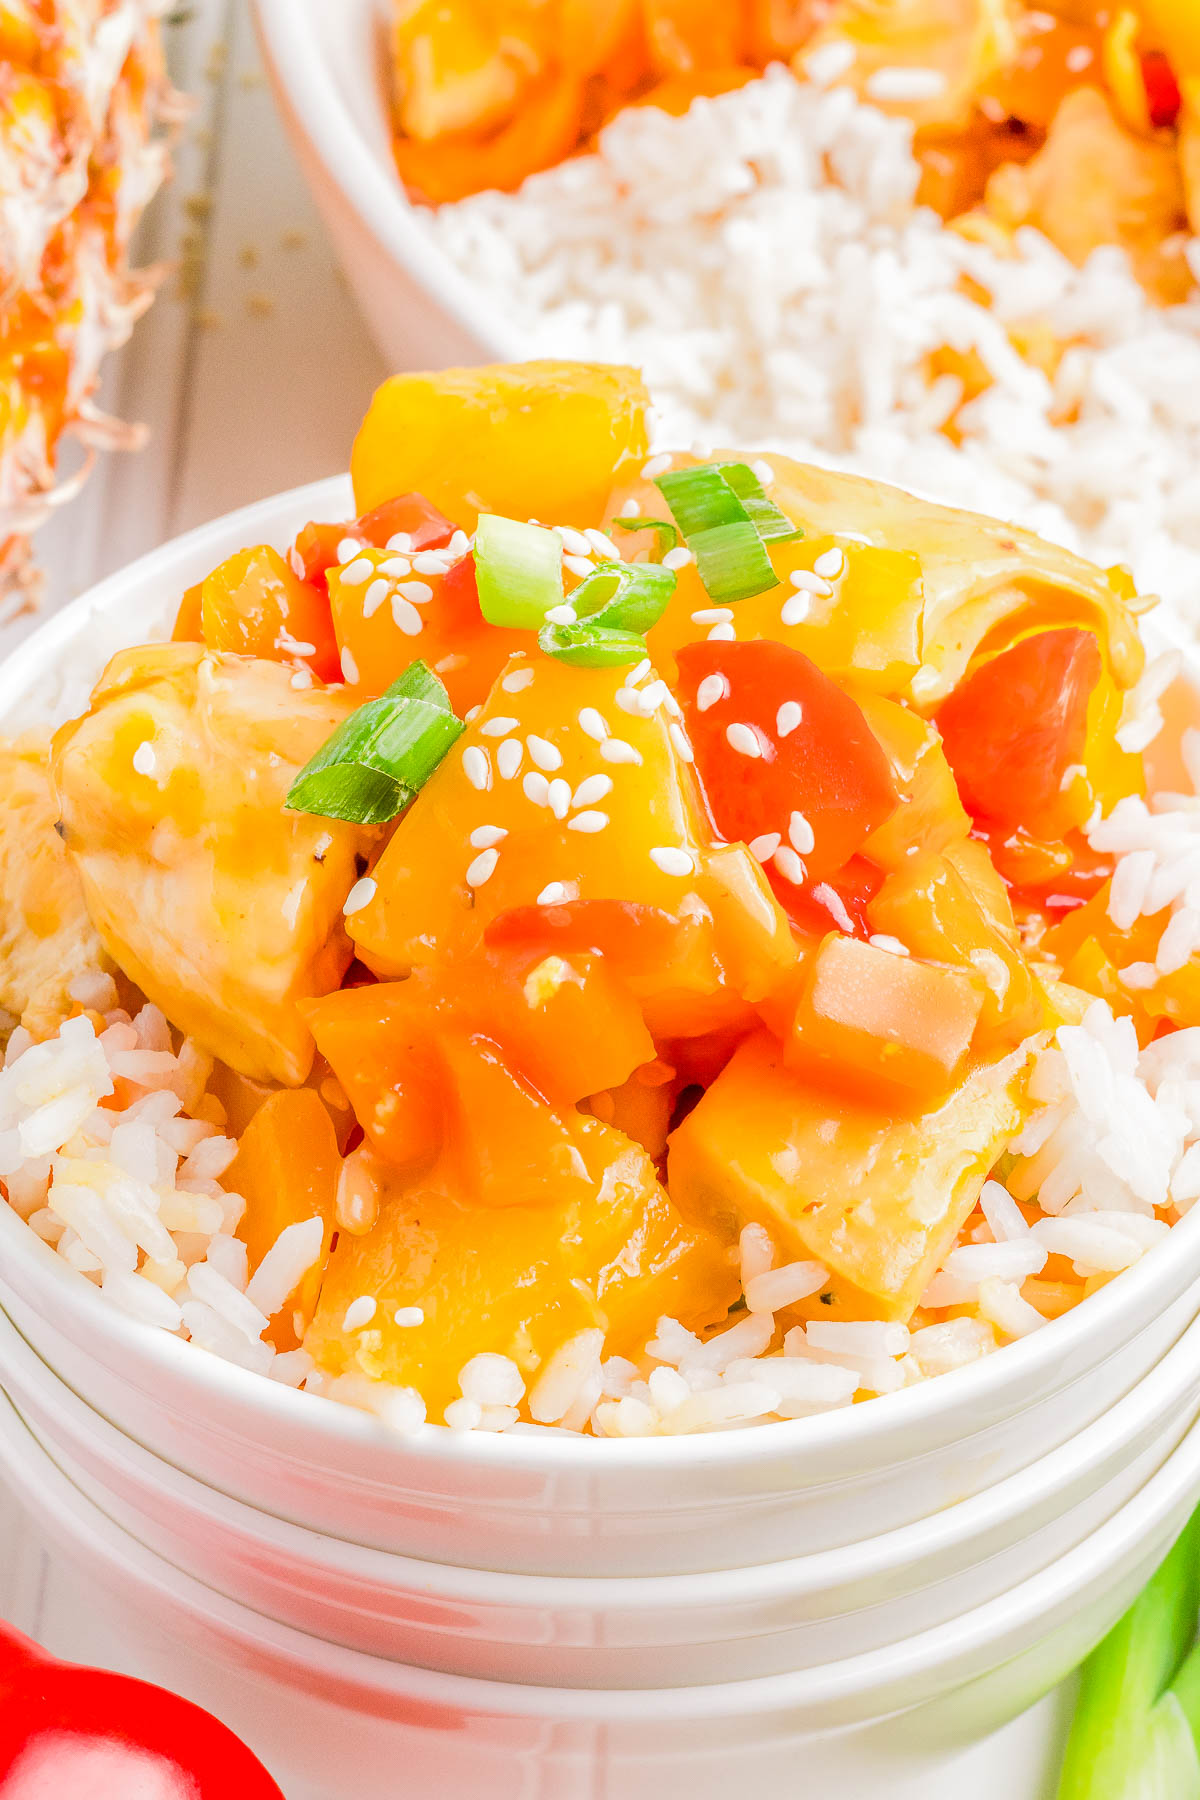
[668, 1031, 1033, 1322]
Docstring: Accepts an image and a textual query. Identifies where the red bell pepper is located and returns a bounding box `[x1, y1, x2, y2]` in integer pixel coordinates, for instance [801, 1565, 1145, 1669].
[0, 1621, 283, 1797]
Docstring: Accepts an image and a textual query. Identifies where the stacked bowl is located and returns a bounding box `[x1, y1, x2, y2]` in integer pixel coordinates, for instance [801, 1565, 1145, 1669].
[3, 487, 1200, 1799]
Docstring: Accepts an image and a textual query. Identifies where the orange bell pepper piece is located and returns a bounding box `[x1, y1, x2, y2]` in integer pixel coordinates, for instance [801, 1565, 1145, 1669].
[199, 545, 341, 682]
[228, 1089, 339, 1347]
[787, 932, 984, 1105]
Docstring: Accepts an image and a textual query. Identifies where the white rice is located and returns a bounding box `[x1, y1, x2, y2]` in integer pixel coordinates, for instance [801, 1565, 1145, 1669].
[428, 65, 1200, 629]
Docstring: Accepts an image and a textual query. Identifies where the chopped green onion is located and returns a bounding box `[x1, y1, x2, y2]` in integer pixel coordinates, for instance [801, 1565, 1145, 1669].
[612, 516, 680, 553]
[285, 660, 463, 824]
[538, 621, 649, 668]
[714, 461, 803, 544]
[1057, 1505, 1200, 1800]
[474, 514, 563, 629]
[571, 560, 676, 635]
[655, 465, 779, 604]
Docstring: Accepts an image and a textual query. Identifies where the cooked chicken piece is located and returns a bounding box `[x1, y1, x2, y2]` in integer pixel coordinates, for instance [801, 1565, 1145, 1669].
[983, 85, 1191, 302]
[0, 737, 110, 1038]
[51, 644, 372, 1085]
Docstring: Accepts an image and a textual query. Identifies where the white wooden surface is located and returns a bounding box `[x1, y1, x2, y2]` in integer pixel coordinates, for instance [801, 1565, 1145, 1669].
[0, 4, 1072, 1791]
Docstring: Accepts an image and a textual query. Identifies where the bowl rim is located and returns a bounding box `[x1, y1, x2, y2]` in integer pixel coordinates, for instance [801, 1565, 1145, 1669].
[4, 1372, 1200, 1719]
[6, 1293, 1200, 1608]
[8, 472, 1200, 1476]
[251, 0, 524, 364]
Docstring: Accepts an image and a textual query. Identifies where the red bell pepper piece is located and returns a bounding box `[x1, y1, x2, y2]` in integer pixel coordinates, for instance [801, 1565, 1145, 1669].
[1142, 50, 1181, 130]
[935, 628, 1101, 842]
[0, 1622, 283, 1797]
[675, 640, 898, 890]
[354, 492, 458, 551]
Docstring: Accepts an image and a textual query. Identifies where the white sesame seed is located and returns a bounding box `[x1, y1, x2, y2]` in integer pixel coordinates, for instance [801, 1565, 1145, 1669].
[447, 530, 469, 558]
[338, 558, 374, 586]
[501, 667, 535, 693]
[363, 577, 390, 619]
[569, 811, 609, 833]
[398, 580, 434, 605]
[790, 569, 834, 596]
[469, 825, 508, 849]
[537, 882, 571, 906]
[618, 498, 640, 517]
[627, 659, 652, 686]
[814, 882, 856, 934]
[578, 707, 609, 741]
[386, 532, 413, 553]
[411, 552, 448, 575]
[776, 701, 803, 737]
[774, 847, 806, 884]
[586, 528, 622, 560]
[497, 738, 524, 780]
[669, 722, 695, 763]
[340, 646, 360, 685]
[691, 608, 733, 625]
[1065, 41, 1092, 69]
[480, 716, 519, 737]
[314, 832, 333, 859]
[377, 556, 411, 578]
[707, 622, 736, 642]
[342, 1297, 376, 1332]
[869, 934, 910, 957]
[650, 846, 696, 877]
[600, 738, 643, 765]
[615, 688, 642, 716]
[558, 527, 593, 557]
[639, 678, 670, 714]
[465, 705, 481, 722]
[288, 547, 306, 579]
[527, 734, 563, 771]
[788, 810, 816, 855]
[523, 771, 551, 806]
[336, 536, 361, 564]
[343, 877, 377, 917]
[394, 1306, 424, 1328]
[696, 673, 729, 711]
[781, 593, 811, 627]
[813, 547, 845, 578]
[132, 741, 156, 776]
[641, 454, 671, 480]
[662, 546, 695, 570]
[564, 554, 596, 580]
[466, 847, 500, 888]
[290, 669, 314, 690]
[547, 777, 572, 819]
[545, 604, 578, 626]
[390, 598, 424, 637]
[573, 774, 613, 807]
[463, 746, 492, 792]
[749, 832, 782, 861]
[751, 459, 775, 486]
[726, 722, 763, 758]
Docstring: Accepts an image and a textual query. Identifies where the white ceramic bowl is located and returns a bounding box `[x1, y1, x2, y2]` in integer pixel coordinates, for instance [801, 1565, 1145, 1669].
[252, 0, 512, 372]
[5, 1379, 1200, 1800]
[4, 474, 1200, 1582]
[6, 1298, 1200, 1687]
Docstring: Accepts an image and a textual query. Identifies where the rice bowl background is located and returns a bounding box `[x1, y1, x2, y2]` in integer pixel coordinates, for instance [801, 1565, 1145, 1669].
[4, 478, 1200, 1583]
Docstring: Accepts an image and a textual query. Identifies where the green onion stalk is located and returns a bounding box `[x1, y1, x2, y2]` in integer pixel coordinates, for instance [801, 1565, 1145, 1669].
[1058, 1506, 1200, 1800]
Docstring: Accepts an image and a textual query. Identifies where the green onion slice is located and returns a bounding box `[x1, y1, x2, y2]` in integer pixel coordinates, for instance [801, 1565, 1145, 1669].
[538, 622, 649, 668]
[285, 660, 463, 825]
[714, 462, 803, 545]
[474, 514, 563, 629]
[571, 560, 676, 635]
[612, 516, 680, 552]
[654, 465, 779, 604]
